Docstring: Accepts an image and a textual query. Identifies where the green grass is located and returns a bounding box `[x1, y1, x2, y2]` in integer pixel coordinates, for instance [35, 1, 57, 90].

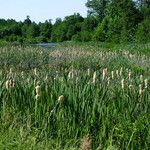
[0, 43, 150, 149]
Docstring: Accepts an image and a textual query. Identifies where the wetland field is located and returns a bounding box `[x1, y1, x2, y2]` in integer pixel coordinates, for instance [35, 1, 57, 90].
[0, 43, 150, 149]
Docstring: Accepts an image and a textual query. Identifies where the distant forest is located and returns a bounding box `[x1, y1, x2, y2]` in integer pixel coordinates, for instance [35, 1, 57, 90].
[0, 0, 150, 44]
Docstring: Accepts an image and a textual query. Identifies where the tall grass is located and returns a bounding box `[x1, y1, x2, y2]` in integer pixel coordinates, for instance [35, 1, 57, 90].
[0, 44, 150, 149]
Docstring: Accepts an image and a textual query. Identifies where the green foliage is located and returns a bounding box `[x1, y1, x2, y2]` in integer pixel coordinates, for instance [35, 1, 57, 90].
[26, 23, 40, 38]
[51, 13, 83, 42]
[39, 20, 52, 39]
[72, 31, 91, 42]
[71, 33, 81, 42]
[0, 0, 149, 44]
[51, 22, 67, 42]
[92, 17, 110, 42]
[86, 0, 108, 20]
[135, 18, 150, 42]
[81, 16, 98, 32]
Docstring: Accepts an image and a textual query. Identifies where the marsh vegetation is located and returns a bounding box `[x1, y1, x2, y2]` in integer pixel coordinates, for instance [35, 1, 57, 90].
[0, 43, 150, 149]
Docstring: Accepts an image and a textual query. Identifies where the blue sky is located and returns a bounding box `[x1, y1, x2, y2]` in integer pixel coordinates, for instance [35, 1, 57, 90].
[0, 0, 87, 23]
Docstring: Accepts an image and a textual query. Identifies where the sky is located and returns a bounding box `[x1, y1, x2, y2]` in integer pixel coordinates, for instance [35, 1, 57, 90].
[0, 0, 87, 23]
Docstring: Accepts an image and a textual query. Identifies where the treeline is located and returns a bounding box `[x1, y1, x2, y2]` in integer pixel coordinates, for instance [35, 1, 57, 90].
[0, 0, 150, 44]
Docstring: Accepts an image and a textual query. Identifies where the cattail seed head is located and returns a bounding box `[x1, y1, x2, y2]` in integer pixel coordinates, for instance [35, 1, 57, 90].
[12, 78, 15, 87]
[111, 71, 114, 79]
[9, 68, 13, 75]
[139, 84, 142, 96]
[116, 70, 119, 78]
[93, 71, 96, 84]
[102, 68, 107, 80]
[128, 71, 131, 81]
[119, 67, 123, 76]
[5, 80, 10, 89]
[126, 68, 129, 73]
[35, 94, 40, 100]
[121, 79, 125, 89]
[9, 78, 13, 87]
[34, 68, 38, 76]
[35, 84, 41, 95]
[87, 68, 90, 76]
[140, 75, 143, 83]
[58, 95, 64, 103]
[21, 71, 24, 78]
[144, 79, 148, 89]
[5, 78, 15, 89]
[68, 69, 76, 80]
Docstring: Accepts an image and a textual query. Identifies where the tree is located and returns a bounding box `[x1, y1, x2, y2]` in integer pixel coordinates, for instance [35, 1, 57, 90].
[39, 20, 52, 39]
[136, 0, 150, 18]
[92, 16, 110, 42]
[24, 15, 31, 25]
[81, 16, 98, 32]
[135, 18, 150, 42]
[86, 0, 108, 20]
[51, 22, 67, 42]
[26, 22, 39, 38]
[106, 0, 142, 42]
[51, 13, 84, 42]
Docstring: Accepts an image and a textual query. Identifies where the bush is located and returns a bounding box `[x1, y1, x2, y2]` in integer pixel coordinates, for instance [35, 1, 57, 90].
[71, 33, 81, 42]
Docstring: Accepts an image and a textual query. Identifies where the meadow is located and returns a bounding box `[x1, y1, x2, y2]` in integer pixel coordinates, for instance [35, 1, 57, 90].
[0, 43, 150, 150]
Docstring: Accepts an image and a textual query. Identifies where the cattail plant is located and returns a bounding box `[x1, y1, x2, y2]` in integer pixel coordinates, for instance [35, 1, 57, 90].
[35, 94, 40, 100]
[139, 84, 142, 96]
[102, 68, 107, 80]
[111, 71, 114, 79]
[121, 79, 125, 90]
[21, 71, 24, 78]
[128, 71, 131, 81]
[5, 78, 15, 89]
[144, 79, 148, 89]
[93, 71, 97, 84]
[119, 67, 123, 76]
[140, 75, 143, 83]
[5, 80, 10, 89]
[9, 68, 13, 76]
[34, 68, 38, 76]
[26, 78, 30, 85]
[58, 95, 64, 103]
[11, 78, 15, 87]
[87, 68, 90, 76]
[35, 82, 41, 100]
[68, 69, 77, 80]
[116, 70, 119, 78]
